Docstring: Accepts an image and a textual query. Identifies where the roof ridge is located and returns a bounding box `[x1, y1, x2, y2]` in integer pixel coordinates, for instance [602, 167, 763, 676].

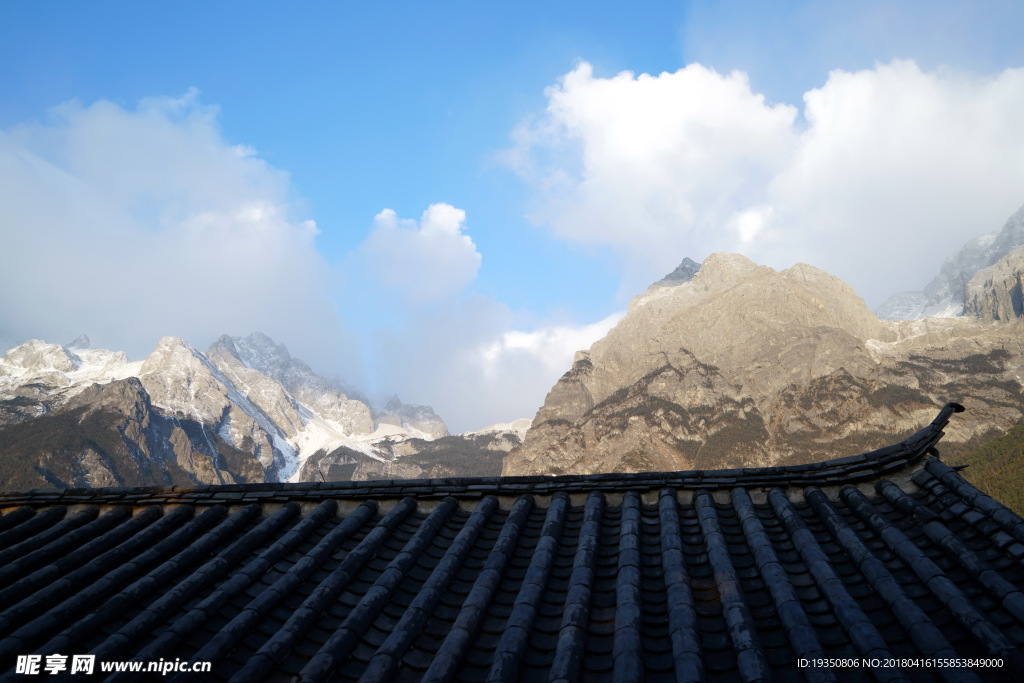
[0, 403, 966, 507]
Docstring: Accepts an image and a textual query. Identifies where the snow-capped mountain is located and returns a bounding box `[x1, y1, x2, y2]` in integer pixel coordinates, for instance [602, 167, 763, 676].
[0, 333, 502, 490]
[876, 202, 1024, 319]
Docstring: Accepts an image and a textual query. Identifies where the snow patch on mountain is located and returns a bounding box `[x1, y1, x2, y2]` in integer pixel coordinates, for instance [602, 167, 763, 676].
[1, 332, 458, 484]
[464, 418, 532, 441]
[0, 339, 143, 396]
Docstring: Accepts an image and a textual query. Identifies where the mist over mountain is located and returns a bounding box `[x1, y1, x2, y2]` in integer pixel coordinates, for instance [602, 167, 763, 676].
[876, 203, 1024, 319]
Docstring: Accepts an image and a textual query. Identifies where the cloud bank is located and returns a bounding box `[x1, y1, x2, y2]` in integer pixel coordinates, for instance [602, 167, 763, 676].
[508, 59, 1024, 306]
[0, 90, 617, 432]
[0, 91, 360, 381]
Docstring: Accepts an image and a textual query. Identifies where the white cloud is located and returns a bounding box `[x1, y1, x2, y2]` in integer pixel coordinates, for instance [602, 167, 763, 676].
[370, 300, 622, 433]
[507, 62, 798, 282]
[768, 60, 1024, 300]
[478, 312, 623, 381]
[358, 203, 481, 303]
[0, 92, 362, 382]
[0, 90, 617, 432]
[508, 59, 1024, 306]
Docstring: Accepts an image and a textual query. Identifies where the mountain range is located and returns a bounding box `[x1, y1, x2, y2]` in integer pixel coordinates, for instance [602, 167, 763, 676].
[3, 202, 1024, 490]
[0, 332, 524, 490]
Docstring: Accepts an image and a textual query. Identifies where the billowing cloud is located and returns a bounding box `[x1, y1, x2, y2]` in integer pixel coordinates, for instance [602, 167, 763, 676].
[767, 60, 1024, 299]
[508, 59, 1024, 306]
[506, 61, 798, 288]
[358, 203, 481, 303]
[0, 91, 362, 382]
[478, 313, 623, 383]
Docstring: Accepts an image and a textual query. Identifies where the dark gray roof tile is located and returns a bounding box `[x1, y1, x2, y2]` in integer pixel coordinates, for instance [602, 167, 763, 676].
[296, 498, 459, 681]
[197, 501, 378, 674]
[769, 488, 907, 681]
[92, 502, 304, 666]
[422, 495, 534, 683]
[695, 490, 771, 682]
[548, 492, 604, 683]
[804, 488, 974, 679]
[841, 486, 1022, 664]
[882, 482, 1024, 624]
[657, 490, 697, 661]
[612, 491, 644, 683]
[0, 506, 36, 532]
[0, 505, 70, 554]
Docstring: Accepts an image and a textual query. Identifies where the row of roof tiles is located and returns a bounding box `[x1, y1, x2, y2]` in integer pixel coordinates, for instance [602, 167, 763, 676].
[0, 403, 1022, 681]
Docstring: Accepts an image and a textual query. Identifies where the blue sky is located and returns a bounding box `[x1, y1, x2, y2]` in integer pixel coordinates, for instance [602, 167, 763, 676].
[2, 1, 1024, 431]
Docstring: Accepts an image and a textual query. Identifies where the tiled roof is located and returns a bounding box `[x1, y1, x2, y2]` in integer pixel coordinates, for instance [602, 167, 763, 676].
[1, 402, 1023, 681]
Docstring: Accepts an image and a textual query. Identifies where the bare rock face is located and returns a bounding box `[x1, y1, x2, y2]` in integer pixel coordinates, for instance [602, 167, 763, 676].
[139, 337, 232, 422]
[293, 421, 520, 483]
[0, 331, 461, 489]
[209, 333, 374, 436]
[649, 257, 701, 289]
[139, 336, 285, 475]
[505, 253, 1024, 476]
[0, 376, 269, 490]
[206, 340, 307, 439]
[0, 340, 79, 390]
[964, 246, 1024, 321]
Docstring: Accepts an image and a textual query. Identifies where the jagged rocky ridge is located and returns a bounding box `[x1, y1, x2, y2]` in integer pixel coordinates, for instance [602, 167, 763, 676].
[0, 333, 518, 490]
[505, 251, 1024, 477]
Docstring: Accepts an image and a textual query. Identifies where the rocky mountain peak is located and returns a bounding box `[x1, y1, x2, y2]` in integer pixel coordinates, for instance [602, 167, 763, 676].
[0, 331, 466, 490]
[631, 252, 760, 312]
[699, 251, 758, 274]
[220, 332, 291, 369]
[65, 334, 92, 351]
[687, 252, 762, 294]
[1, 339, 81, 373]
[65, 376, 153, 419]
[651, 257, 701, 288]
[137, 336, 238, 427]
[208, 334, 241, 358]
[376, 394, 448, 439]
[140, 336, 203, 375]
[210, 332, 321, 391]
[624, 253, 889, 362]
[505, 252, 1024, 477]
